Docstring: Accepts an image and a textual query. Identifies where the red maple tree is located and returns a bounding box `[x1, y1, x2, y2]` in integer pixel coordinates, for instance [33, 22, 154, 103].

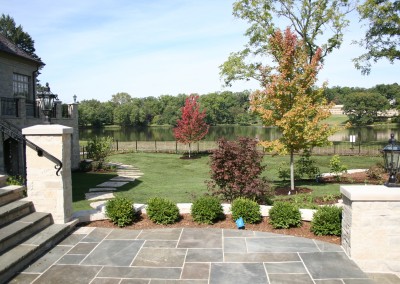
[173, 94, 209, 158]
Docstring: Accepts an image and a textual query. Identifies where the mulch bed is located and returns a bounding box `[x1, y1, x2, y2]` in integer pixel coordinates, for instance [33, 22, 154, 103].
[84, 214, 341, 245]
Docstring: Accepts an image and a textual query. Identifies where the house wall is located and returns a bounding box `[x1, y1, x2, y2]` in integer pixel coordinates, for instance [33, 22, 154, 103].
[0, 52, 80, 173]
[0, 53, 38, 100]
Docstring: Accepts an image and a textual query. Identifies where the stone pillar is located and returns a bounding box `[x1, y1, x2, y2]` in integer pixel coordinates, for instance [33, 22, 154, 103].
[69, 103, 80, 170]
[341, 185, 400, 274]
[55, 100, 62, 119]
[22, 124, 73, 223]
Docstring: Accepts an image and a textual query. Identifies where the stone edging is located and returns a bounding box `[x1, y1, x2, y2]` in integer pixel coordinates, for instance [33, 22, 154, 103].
[72, 201, 344, 223]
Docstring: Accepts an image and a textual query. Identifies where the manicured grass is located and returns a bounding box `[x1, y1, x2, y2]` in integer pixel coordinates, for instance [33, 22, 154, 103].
[108, 153, 210, 204]
[322, 115, 348, 125]
[72, 152, 383, 210]
[72, 172, 117, 211]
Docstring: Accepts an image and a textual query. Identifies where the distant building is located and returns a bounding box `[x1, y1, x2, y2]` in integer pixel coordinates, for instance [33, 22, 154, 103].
[0, 33, 79, 176]
[329, 105, 344, 115]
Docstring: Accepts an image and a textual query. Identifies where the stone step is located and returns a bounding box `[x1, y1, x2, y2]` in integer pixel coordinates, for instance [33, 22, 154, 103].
[0, 200, 34, 228]
[110, 177, 136, 182]
[116, 169, 142, 173]
[0, 175, 7, 188]
[85, 192, 114, 201]
[0, 185, 25, 207]
[96, 181, 128, 187]
[0, 212, 52, 255]
[116, 173, 143, 177]
[88, 187, 117, 192]
[0, 223, 71, 283]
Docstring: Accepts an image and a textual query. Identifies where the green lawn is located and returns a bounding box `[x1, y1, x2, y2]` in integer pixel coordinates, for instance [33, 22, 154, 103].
[72, 152, 383, 211]
[322, 114, 348, 125]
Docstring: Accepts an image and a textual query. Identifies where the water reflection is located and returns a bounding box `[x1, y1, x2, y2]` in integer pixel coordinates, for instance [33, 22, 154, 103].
[79, 125, 400, 142]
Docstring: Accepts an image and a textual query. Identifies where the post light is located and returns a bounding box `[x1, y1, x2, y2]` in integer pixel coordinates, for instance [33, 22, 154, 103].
[37, 83, 58, 124]
[382, 133, 400, 187]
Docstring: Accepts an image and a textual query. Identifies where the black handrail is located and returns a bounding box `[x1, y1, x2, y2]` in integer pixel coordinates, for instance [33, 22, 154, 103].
[0, 120, 63, 176]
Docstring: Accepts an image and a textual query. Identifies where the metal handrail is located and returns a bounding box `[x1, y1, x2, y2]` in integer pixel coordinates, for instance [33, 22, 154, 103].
[0, 120, 63, 176]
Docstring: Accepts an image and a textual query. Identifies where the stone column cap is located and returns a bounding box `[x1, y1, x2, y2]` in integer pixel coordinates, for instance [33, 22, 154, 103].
[340, 185, 400, 201]
[22, 124, 73, 135]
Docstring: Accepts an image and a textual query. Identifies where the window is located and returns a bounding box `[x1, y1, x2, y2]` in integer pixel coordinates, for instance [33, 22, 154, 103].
[13, 73, 30, 98]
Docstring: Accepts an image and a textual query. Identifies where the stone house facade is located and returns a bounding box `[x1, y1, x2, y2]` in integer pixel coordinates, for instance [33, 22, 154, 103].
[0, 33, 79, 176]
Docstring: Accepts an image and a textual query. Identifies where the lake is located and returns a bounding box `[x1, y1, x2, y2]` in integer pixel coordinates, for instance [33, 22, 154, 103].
[79, 125, 400, 143]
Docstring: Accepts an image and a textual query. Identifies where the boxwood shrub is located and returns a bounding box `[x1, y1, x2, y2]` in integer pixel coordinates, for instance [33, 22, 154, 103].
[269, 201, 302, 229]
[191, 196, 224, 224]
[311, 206, 342, 236]
[231, 197, 262, 224]
[146, 197, 180, 225]
[105, 197, 135, 227]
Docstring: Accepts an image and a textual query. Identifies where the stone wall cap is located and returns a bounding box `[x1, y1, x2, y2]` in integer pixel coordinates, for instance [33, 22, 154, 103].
[22, 124, 73, 135]
[340, 185, 400, 201]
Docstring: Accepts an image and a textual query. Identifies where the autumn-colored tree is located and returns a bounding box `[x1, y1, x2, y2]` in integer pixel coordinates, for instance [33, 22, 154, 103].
[251, 28, 335, 191]
[173, 94, 209, 158]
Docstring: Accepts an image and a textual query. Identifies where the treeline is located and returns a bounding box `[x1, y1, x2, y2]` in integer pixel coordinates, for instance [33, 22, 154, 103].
[78, 91, 258, 127]
[78, 83, 400, 127]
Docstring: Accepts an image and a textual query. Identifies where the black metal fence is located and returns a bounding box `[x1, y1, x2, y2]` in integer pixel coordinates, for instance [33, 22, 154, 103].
[81, 140, 386, 158]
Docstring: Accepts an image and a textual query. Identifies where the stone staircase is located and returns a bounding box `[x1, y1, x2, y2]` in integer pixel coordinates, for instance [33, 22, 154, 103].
[0, 174, 75, 283]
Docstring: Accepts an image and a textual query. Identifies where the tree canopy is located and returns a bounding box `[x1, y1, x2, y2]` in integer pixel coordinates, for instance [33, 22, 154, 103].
[220, 0, 354, 86]
[250, 28, 335, 190]
[342, 92, 390, 125]
[173, 95, 209, 157]
[354, 0, 400, 74]
[0, 14, 40, 61]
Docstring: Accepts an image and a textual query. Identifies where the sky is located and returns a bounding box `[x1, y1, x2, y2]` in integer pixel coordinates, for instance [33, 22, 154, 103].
[1, 0, 399, 103]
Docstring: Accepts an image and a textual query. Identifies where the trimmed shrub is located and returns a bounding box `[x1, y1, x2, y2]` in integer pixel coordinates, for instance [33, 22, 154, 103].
[269, 202, 302, 229]
[231, 197, 262, 224]
[191, 196, 224, 224]
[311, 206, 342, 236]
[105, 197, 135, 227]
[366, 164, 385, 182]
[6, 175, 24, 186]
[208, 137, 272, 203]
[296, 150, 320, 180]
[146, 197, 180, 225]
[329, 155, 347, 180]
[86, 136, 113, 163]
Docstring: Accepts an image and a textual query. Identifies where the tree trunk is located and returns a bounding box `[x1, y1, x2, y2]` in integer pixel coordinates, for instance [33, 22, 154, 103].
[290, 151, 295, 192]
[188, 143, 191, 158]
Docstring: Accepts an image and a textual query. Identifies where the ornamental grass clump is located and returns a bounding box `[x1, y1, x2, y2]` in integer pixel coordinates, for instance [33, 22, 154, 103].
[268, 201, 302, 229]
[146, 197, 180, 225]
[105, 197, 135, 227]
[231, 197, 262, 224]
[191, 196, 224, 224]
[311, 206, 342, 236]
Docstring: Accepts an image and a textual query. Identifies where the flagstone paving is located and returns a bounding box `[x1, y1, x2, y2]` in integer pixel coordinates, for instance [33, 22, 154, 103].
[83, 162, 142, 204]
[10, 227, 400, 283]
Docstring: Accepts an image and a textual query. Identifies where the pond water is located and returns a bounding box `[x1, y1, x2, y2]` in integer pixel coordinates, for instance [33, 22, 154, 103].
[79, 125, 400, 143]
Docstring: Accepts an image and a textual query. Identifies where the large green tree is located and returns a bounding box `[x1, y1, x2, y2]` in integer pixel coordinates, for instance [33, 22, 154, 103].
[220, 0, 354, 86]
[342, 92, 390, 125]
[354, 0, 400, 75]
[111, 92, 132, 105]
[0, 14, 40, 60]
[251, 28, 334, 191]
[78, 99, 110, 127]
